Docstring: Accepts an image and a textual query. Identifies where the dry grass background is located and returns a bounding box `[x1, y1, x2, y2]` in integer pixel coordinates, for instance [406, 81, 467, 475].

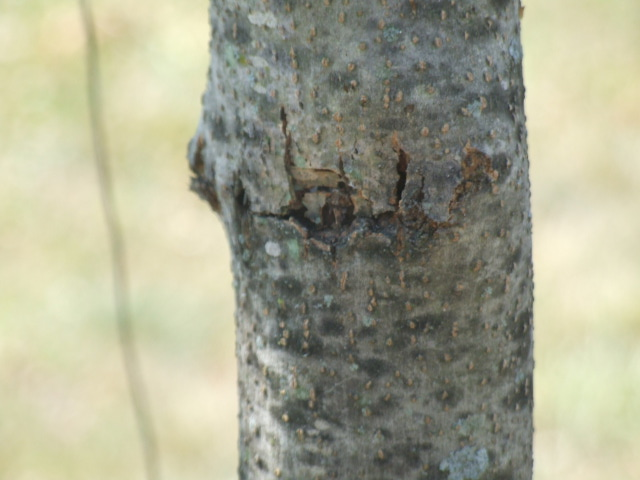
[1, 1, 639, 479]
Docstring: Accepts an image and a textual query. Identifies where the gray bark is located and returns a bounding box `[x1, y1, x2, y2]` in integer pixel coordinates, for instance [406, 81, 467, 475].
[190, 1, 532, 479]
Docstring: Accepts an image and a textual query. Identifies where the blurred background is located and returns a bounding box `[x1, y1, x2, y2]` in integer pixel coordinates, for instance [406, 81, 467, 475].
[1, 0, 638, 479]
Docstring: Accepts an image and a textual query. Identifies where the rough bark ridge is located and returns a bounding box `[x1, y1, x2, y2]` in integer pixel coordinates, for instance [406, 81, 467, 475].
[190, 1, 532, 479]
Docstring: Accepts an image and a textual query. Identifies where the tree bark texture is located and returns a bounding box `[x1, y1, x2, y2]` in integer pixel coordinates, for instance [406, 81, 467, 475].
[190, 1, 532, 479]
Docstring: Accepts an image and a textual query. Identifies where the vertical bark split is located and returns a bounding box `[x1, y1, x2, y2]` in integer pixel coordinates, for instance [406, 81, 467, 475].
[190, 1, 532, 479]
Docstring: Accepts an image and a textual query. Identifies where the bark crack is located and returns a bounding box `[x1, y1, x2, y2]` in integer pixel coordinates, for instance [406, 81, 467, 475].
[390, 132, 409, 209]
[394, 148, 409, 207]
[244, 125, 497, 253]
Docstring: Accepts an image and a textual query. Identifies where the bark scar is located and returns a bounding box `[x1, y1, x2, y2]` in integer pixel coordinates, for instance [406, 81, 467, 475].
[190, 174, 220, 213]
[449, 144, 498, 211]
[280, 106, 355, 232]
[396, 142, 497, 234]
[393, 148, 409, 207]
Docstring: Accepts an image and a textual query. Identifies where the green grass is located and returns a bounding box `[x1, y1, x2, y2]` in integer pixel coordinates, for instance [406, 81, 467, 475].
[1, 0, 639, 479]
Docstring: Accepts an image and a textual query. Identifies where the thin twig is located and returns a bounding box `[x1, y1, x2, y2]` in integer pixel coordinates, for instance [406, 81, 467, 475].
[78, 2, 162, 479]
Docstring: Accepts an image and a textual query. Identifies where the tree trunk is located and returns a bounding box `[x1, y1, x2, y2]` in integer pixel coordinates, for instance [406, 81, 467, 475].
[189, 1, 532, 479]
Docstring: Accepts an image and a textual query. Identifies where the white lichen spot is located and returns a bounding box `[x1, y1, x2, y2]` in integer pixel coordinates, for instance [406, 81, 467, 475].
[248, 11, 278, 29]
[439, 447, 489, 480]
[252, 84, 267, 94]
[323, 295, 334, 307]
[249, 55, 269, 69]
[265, 241, 282, 257]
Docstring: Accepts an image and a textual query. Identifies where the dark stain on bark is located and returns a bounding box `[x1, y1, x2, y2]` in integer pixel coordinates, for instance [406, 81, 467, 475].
[396, 440, 429, 468]
[267, 325, 325, 356]
[320, 317, 345, 336]
[491, 152, 511, 179]
[440, 80, 465, 98]
[436, 386, 462, 408]
[377, 116, 410, 131]
[358, 357, 393, 378]
[224, 15, 251, 45]
[254, 456, 267, 472]
[493, 470, 517, 480]
[462, 15, 500, 40]
[511, 308, 533, 361]
[298, 449, 326, 468]
[418, 2, 449, 21]
[273, 398, 313, 429]
[490, 0, 512, 11]
[384, 332, 410, 351]
[328, 71, 358, 92]
[373, 452, 390, 465]
[507, 244, 523, 270]
[273, 277, 304, 297]
[485, 85, 513, 116]
[354, 322, 378, 339]
[426, 470, 448, 480]
[408, 312, 453, 333]
[211, 114, 227, 140]
[504, 374, 533, 410]
[280, 106, 288, 135]
[233, 177, 250, 216]
[233, 112, 245, 140]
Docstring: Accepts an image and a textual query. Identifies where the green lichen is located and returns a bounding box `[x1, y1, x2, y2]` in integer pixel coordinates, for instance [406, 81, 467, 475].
[345, 166, 362, 182]
[466, 99, 485, 119]
[383, 26, 402, 43]
[223, 44, 238, 68]
[361, 315, 374, 327]
[455, 414, 487, 437]
[287, 239, 300, 260]
[356, 394, 371, 407]
[411, 84, 439, 106]
[293, 387, 310, 400]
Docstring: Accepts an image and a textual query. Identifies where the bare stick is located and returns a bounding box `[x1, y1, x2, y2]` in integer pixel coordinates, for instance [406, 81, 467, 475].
[78, 2, 161, 479]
